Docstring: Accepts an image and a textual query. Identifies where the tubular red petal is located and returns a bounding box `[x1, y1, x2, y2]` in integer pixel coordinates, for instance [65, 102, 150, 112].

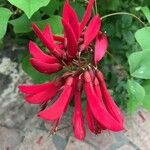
[57, 43, 64, 49]
[18, 81, 55, 94]
[62, 19, 77, 57]
[43, 25, 64, 55]
[84, 71, 123, 131]
[30, 58, 62, 74]
[94, 77, 103, 101]
[89, 68, 95, 82]
[32, 23, 64, 58]
[86, 102, 105, 134]
[96, 70, 124, 125]
[94, 33, 108, 64]
[65, 0, 80, 40]
[85, 102, 95, 133]
[63, 0, 69, 22]
[43, 24, 54, 42]
[32, 23, 56, 50]
[73, 90, 85, 140]
[29, 41, 58, 63]
[83, 15, 101, 49]
[25, 87, 58, 104]
[53, 35, 65, 42]
[80, 0, 95, 32]
[63, 77, 78, 113]
[38, 77, 74, 120]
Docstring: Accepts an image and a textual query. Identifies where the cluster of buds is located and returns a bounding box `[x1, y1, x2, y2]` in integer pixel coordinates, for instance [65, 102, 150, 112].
[19, 0, 124, 140]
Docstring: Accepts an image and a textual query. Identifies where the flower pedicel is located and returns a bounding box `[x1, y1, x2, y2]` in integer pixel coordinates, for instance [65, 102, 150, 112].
[18, 0, 124, 140]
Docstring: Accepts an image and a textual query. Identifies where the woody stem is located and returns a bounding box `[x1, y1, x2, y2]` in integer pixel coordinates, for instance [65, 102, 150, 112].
[101, 12, 146, 26]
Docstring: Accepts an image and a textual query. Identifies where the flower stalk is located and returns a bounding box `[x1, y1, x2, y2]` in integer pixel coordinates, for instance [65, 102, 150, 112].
[101, 12, 146, 26]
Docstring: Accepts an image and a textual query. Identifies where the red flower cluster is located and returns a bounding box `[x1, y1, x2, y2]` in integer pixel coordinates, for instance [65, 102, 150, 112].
[19, 0, 124, 140]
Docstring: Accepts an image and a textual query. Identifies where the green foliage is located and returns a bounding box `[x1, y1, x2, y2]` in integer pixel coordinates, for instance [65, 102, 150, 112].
[127, 80, 145, 113]
[9, 14, 33, 33]
[0, 7, 12, 39]
[141, 6, 150, 23]
[135, 27, 150, 50]
[7, 0, 50, 18]
[9, 12, 42, 33]
[36, 15, 63, 34]
[41, 0, 60, 16]
[128, 50, 150, 79]
[142, 80, 150, 111]
[127, 6, 150, 112]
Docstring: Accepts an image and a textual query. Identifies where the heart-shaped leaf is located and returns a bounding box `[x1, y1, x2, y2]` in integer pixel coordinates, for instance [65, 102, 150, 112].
[9, 12, 41, 33]
[0, 7, 12, 39]
[127, 80, 145, 113]
[141, 7, 150, 23]
[132, 61, 150, 79]
[135, 27, 150, 50]
[36, 15, 63, 34]
[128, 50, 150, 79]
[127, 80, 145, 102]
[7, 0, 50, 18]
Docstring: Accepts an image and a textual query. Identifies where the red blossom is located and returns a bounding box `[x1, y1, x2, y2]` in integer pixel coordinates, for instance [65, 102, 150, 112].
[94, 33, 108, 64]
[82, 15, 101, 49]
[73, 78, 86, 140]
[29, 41, 59, 63]
[30, 58, 62, 74]
[80, 0, 95, 32]
[62, 19, 78, 57]
[86, 102, 106, 134]
[84, 71, 123, 131]
[38, 77, 74, 120]
[96, 70, 124, 125]
[19, 0, 124, 140]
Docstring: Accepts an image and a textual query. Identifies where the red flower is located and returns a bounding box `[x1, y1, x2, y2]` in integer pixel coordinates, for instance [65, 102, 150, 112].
[19, 0, 124, 140]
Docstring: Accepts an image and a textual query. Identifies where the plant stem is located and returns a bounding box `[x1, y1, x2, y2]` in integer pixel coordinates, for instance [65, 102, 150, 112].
[94, 0, 98, 14]
[101, 12, 146, 27]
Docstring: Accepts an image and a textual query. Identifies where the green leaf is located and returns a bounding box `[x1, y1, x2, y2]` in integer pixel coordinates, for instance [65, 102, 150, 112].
[9, 14, 32, 33]
[0, 7, 12, 39]
[36, 15, 63, 34]
[127, 80, 145, 102]
[135, 27, 150, 50]
[7, 0, 50, 18]
[141, 6, 150, 23]
[127, 80, 145, 113]
[128, 50, 150, 79]
[41, 0, 59, 16]
[142, 80, 150, 111]
[9, 15, 62, 34]
[127, 98, 140, 113]
[9, 12, 41, 33]
[132, 61, 150, 79]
